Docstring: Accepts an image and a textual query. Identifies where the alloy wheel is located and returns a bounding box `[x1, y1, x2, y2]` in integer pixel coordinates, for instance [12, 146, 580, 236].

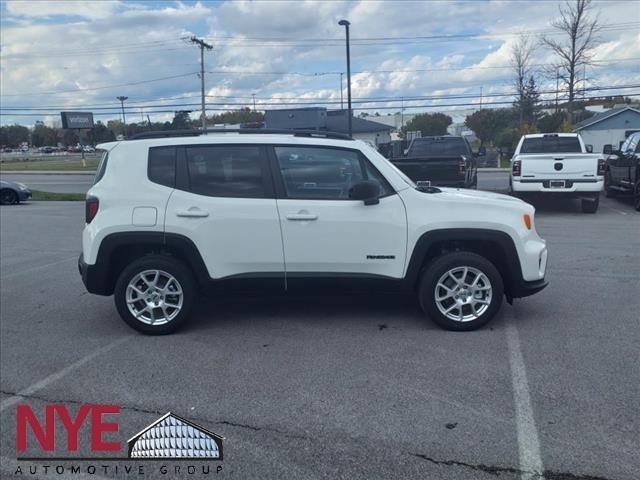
[126, 269, 184, 325]
[434, 266, 493, 322]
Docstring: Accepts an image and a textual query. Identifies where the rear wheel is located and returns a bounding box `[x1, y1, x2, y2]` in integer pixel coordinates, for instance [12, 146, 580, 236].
[0, 189, 18, 205]
[114, 255, 196, 334]
[418, 252, 504, 331]
[581, 193, 599, 213]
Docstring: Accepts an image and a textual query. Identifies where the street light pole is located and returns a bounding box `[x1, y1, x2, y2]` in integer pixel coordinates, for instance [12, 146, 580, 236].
[340, 72, 344, 110]
[116, 96, 128, 137]
[338, 19, 352, 137]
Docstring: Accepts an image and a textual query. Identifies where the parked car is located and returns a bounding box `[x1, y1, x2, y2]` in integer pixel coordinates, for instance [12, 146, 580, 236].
[0, 179, 32, 205]
[389, 136, 479, 188]
[509, 133, 604, 213]
[78, 130, 548, 334]
[603, 132, 640, 211]
[83, 146, 96, 153]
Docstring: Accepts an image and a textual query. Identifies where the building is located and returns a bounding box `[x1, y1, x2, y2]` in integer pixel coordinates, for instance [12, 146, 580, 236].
[264, 108, 392, 145]
[574, 106, 640, 153]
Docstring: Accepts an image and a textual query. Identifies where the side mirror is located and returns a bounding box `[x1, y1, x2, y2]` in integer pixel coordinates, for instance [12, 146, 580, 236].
[349, 180, 380, 205]
[585, 144, 593, 153]
[477, 146, 486, 157]
[602, 144, 612, 155]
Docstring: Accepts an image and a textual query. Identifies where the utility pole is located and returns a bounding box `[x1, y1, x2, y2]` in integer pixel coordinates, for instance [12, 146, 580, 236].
[189, 36, 213, 132]
[116, 96, 128, 137]
[479, 86, 483, 111]
[555, 68, 559, 113]
[252, 93, 257, 122]
[339, 20, 352, 137]
[340, 73, 344, 110]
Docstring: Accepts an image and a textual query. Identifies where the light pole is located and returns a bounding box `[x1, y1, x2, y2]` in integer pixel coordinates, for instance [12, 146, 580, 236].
[338, 19, 352, 137]
[340, 72, 344, 110]
[116, 96, 128, 137]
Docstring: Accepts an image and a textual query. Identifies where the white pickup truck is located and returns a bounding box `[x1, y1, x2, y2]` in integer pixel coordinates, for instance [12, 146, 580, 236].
[509, 133, 605, 213]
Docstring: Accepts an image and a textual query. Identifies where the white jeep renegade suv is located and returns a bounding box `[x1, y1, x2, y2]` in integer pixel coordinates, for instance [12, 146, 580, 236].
[79, 130, 548, 334]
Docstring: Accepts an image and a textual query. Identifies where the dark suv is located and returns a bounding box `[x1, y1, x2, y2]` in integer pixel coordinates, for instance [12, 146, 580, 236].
[604, 132, 640, 211]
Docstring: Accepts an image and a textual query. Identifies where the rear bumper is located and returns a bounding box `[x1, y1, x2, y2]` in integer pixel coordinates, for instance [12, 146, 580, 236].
[78, 253, 111, 296]
[512, 178, 603, 194]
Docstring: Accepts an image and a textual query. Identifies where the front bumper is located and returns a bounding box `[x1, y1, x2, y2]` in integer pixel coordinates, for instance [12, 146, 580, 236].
[18, 189, 31, 201]
[509, 278, 548, 299]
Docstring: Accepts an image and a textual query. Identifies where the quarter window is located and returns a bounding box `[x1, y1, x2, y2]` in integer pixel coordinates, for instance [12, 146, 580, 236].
[274, 146, 391, 200]
[185, 146, 265, 198]
[148, 147, 176, 188]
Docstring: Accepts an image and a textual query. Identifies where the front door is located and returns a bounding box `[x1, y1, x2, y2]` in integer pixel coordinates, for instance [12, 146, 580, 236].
[270, 145, 407, 281]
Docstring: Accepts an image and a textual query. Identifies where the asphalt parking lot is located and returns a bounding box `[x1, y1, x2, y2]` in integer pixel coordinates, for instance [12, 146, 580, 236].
[1, 188, 638, 479]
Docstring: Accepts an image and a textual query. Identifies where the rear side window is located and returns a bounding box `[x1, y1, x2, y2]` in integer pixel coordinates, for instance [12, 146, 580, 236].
[408, 137, 469, 156]
[148, 147, 176, 188]
[93, 150, 108, 184]
[185, 145, 265, 198]
[520, 137, 582, 154]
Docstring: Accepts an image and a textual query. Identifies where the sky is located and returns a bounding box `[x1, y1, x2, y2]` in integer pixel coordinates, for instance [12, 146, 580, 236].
[0, 0, 638, 127]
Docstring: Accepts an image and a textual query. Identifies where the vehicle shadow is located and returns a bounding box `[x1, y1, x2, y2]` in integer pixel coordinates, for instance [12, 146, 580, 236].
[187, 292, 437, 332]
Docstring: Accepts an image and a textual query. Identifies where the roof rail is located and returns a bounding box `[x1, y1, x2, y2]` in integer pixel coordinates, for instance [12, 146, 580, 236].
[127, 128, 353, 141]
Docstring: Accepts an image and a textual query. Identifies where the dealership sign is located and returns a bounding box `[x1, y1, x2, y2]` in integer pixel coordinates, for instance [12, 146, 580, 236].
[60, 112, 94, 129]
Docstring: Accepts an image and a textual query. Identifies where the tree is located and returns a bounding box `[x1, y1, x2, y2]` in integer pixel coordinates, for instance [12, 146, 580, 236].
[537, 112, 565, 132]
[401, 113, 452, 137]
[518, 76, 541, 125]
[541, 0, 600, 122]
[0, 124, 30, 147]
[171, 111, 193, 130]
[207, 108, 264, 125]
[31, 121, 58, 147]
[464, 109, 514, 147]
[511, 36, 535, 126]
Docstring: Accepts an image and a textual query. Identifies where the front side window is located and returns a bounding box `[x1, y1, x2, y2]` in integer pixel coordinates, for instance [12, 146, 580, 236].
[274, 146, 391, 200]
[186, 145, 265, 198]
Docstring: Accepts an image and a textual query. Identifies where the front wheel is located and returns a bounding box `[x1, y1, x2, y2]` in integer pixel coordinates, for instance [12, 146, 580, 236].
[114, 255, 196, 334]
[418, 252, 504, 331]
[0, 189, 18, 205]
[604, 174, 616, 198]
[634, 181, 640, 212]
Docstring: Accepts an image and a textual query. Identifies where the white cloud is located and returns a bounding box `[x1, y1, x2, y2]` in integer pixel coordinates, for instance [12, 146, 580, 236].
[5, 0, 124, 19]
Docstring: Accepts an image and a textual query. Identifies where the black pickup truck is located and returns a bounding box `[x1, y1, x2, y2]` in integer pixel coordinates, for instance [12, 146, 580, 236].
[390, 136, 480, 188]
[603, 131, 640, 211]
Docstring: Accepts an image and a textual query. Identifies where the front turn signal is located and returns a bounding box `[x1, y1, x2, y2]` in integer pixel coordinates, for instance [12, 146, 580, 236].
[523, 214, 532, 230]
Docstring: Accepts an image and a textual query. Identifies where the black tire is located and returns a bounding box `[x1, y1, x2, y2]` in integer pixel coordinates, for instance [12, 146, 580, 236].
[0, 189, 18, 205]
[418, 252, 504, 331]
[604, 174, 616, 198]
[114, 255, 197, 334]
[581, 193, 599, 213]
[634, 181, 640, 212]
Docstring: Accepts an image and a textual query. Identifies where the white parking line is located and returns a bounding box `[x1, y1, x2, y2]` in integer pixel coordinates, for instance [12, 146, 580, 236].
[0, 337, 130, 413]
[506, 321, 544, 479]
[1, 256, 78, 280]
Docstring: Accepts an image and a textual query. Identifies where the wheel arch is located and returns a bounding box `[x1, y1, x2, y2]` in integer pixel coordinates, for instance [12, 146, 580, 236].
[87, 232, 209, 295]
[405, 229, 523, 299]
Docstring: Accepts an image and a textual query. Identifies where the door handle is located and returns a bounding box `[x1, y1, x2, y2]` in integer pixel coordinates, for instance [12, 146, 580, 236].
[176, 208, 209, 218]
[286, 213, 318, 221]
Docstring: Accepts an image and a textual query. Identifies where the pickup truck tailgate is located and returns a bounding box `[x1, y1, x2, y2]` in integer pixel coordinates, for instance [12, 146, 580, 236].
[518, 153, 598, 179]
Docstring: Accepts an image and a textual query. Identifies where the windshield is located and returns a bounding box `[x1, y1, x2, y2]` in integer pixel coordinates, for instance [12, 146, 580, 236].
[520, 136, 582, 154]
[408, 137, 468, 156]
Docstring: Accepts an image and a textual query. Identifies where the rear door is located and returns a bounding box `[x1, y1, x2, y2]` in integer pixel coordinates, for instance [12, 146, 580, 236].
[164, 144, 285, 282]
[270, 145, 407, 280]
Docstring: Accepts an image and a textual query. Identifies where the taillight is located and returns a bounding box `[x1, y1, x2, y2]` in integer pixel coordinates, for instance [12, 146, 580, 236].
[459, 157, 467, 175]
[86, 196, 99, 223]
[597, 158, 606, 176]
[512, 160, 521, 177]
